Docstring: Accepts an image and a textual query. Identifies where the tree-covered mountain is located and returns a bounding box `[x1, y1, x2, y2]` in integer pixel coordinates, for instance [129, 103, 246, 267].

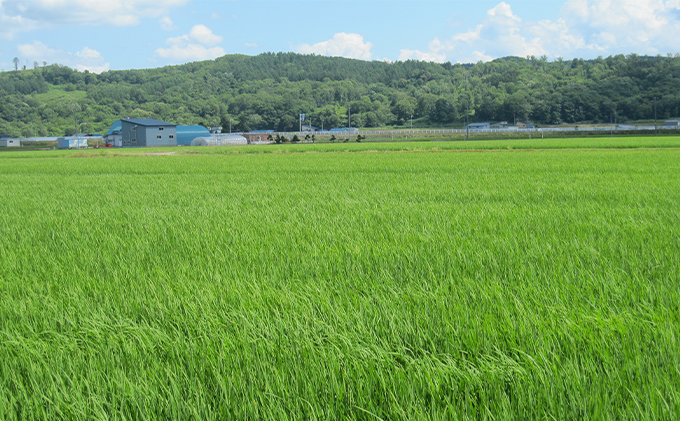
[1, 52, 680, 137]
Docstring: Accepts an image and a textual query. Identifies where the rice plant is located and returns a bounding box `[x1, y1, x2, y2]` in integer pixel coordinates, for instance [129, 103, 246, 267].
[0, 140, 678, 419]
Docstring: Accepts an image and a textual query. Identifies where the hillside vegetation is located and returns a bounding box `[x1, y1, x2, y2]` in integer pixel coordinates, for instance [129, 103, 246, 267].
[1, 52, 680, 137]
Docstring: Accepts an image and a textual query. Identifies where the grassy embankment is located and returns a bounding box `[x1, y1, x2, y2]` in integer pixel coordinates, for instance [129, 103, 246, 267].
[0, 137, 679, 419]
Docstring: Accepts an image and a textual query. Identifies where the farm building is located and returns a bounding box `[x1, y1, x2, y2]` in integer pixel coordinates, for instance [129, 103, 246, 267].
[120, 119, 177, 147]
[57, 137, 88, 149]
[104, 120, 123, 147]
[177, 125, 211, 146]
[244, 130, 273, 143]
[467, 123, 491, 129]
[0, 137, 20, 147]
[662, 120, 680, 128]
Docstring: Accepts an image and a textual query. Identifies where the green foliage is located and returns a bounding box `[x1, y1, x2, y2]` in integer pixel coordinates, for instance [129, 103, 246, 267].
[0, 142, 679, 419]
[3, 53, 680, 137]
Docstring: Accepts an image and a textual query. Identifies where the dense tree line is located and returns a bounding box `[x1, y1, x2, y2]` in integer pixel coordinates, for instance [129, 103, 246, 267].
[1, 53, 679, 137]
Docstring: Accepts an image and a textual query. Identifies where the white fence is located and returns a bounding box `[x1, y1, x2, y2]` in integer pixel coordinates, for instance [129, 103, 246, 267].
[262, 125, 674, 141]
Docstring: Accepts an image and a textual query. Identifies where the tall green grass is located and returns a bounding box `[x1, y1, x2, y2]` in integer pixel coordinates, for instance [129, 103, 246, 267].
[0, 144, 678, 419]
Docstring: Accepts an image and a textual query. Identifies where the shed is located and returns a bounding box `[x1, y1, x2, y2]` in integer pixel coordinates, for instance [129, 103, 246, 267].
[120, 118, 177, 147]
[105, 120, 123, 146]
[0, 138, 21, 147]
[57, 137, 88, 149]
[467, 123, 491, 129]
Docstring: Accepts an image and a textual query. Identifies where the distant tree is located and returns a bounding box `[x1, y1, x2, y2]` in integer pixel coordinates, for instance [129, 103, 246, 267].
[330, 134, 336, 142]
[34, 61, 39, 69]
[43, 61, 47, 67]
[13, 57, 18, 71]
[220, 115, 231, 132]
[304, 134, 310, 142]
[291, 134, 300, 142]
[311, 134, 315, 143]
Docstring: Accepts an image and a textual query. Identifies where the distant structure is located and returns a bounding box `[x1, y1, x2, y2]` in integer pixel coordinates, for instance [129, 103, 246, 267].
[0, 138, 20, 147]
[120, 119, 177, 147]
[517, 121, 535, 129]
[329, 127, 359, 134]
[104, 120, 123, 147]
[177, 125, 211, 146]
[57, 136, 89, 149]
[190, 134, 248, 146]
[662, 120, 680, 128]
[466, 123, 491, 130]
[244, 130, 274, 143]
[490, 121, 516, 129]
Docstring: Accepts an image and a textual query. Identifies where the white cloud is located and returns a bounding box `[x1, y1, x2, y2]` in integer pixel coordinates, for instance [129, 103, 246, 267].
[189, 24, 222, 46]
[398, 38, 448, 62]
[395, 0, 680, 64]
[156, 44, 226, 61]
[398, 49, 447, 63]
[298, 33, 373, 60]
[160, 16, 176, 30]
[453, 25, 483, 43]
[245, 42, 260, 48]
[76, 47, 102, 59]
[156, 24, 225, 62]
[561, 0, 680, 54]
[1, 0, 189, 38]
[16, 41, 109, 73]
[487, 2, 521, 22]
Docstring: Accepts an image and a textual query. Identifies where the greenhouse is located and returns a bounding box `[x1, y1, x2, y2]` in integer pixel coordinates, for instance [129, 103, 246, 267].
[190, 134, 248, 146]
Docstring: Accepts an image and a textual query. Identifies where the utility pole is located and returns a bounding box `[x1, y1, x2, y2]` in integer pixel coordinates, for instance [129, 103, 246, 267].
[654, 97, 658, 136]
[348, 106, 351, 142]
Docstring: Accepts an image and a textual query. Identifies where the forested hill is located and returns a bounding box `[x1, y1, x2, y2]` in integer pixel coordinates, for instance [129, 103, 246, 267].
[2, 52, 680, 137]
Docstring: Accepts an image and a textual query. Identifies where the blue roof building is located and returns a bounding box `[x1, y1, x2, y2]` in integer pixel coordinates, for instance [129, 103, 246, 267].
[105, 120, 122, 137]
[177, 125, 211, 146]
[120, 119, 177, 147]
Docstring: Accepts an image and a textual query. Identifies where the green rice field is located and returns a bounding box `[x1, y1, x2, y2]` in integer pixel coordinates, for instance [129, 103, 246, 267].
[0, 137, 679, 419]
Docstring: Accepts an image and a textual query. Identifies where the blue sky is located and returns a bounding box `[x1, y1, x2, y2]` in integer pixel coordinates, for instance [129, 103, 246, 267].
[1, 0, 679, 72]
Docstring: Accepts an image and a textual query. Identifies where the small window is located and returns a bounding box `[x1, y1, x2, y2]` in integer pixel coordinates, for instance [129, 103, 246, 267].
[131, 138, 136, 143]
[169, 135, 174, 139]
[159, 127, 164, 131]
[157, 135, 162, 139]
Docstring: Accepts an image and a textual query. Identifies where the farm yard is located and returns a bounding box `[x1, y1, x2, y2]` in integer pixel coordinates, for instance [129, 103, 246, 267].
[0, 137, 679, 419]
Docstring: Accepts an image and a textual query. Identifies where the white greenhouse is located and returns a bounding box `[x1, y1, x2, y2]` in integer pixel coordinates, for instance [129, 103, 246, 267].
[190, 134, 248, 146]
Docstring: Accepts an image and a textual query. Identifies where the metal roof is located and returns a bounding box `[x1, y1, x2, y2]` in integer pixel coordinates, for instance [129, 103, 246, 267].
[250, 130, 274, 133]
[122, 118, 176, 127]
[176, 125, 211, 146]
[105, 120, 122, 136]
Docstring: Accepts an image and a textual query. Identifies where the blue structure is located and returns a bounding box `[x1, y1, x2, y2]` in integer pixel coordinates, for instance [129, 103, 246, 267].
[57, 137, 88, 149]
[177, 125, 211, 146]
[120, 119, 176, 147]
[105, 120, 122, 137]
[467, 123, 491, 129]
